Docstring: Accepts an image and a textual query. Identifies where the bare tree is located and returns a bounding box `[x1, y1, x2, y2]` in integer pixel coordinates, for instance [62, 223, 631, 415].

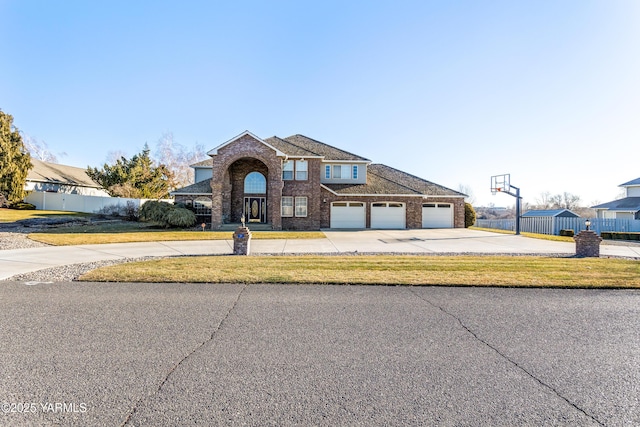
[535, 191, 553, 209]
[562, 192, 581, 210]
[549, 194, 564, 209]
[22, 134, 64, 162]
[154, 132, 206, 189]
[457, 184, 476, 204]
[106, 150, 128, 165]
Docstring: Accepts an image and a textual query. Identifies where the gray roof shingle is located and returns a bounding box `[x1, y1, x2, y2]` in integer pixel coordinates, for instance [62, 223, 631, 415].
[281, 135, 370, 161]
[620, 177, 640, 186]
[27, 159, 102, 188]
[325, 164, 465, 197]
[592, 197, 640, 211]
[170, 178, 212, 195]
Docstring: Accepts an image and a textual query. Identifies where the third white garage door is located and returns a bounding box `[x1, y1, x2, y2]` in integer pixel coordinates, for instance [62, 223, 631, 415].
[422, 203, 453, 228]
[371, 202, 406, 229]
[330, 202, 366, 228]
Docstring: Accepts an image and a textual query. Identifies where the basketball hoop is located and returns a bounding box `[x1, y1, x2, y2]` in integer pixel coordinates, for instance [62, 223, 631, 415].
[489, 173, 522, 235]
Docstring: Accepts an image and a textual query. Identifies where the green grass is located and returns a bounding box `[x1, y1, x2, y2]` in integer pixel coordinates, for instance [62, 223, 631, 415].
[78, 255, 640, 288]
[0, 208, 91, 222]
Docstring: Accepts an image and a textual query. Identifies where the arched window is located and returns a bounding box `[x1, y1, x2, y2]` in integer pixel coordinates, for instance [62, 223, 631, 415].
[244, 172, 266, 194]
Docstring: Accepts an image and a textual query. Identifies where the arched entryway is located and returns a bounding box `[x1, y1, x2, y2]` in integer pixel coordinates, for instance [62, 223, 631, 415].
[223, 158, 269, 224]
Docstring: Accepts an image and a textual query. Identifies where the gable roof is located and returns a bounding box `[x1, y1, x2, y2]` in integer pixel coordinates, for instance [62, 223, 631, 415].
[27, 159, 102, 189]
[522, 209, 579, 218]
[207, 130, 285, 157]
[279, 134, 370, 161]
[324, 163, 465, 197]
[592, 197, 640, 212]
[620, 177, 640, 186]
[264, 136, 320, 158]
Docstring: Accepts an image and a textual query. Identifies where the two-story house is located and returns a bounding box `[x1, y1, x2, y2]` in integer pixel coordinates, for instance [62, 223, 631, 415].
[592, 177, 640, 220]
[171, 131, 466, 230]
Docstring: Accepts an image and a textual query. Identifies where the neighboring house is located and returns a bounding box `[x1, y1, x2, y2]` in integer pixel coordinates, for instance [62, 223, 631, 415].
[522, 209, 580, 218]
[25, 159, 109, 197]
[171, 131, 466, 230]
[592, 178, 640, 220]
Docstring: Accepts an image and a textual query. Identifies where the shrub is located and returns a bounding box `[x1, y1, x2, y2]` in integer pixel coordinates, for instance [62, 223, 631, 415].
[559, 229, 574, 237]
[464, 203, 476, 228]
[139, 201, 172, 223]
[10, 202, 36, 210]
[139, 200, 196, 228]
[600, 231, 640, 241]
[165, 207, 196, 228]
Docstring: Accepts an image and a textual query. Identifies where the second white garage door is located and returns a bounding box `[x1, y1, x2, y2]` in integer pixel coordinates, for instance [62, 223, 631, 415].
[330, 202, 366, 228]
[422, 203, 453, 228]
[371, 202, 406, 229]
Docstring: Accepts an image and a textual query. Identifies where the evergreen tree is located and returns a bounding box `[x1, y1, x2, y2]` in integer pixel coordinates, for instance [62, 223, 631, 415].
[87, 144, 175, 199]
[0, 111, 32, 204]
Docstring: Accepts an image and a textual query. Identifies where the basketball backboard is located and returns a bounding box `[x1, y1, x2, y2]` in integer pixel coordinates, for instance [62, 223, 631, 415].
[490, 174, 510, 195]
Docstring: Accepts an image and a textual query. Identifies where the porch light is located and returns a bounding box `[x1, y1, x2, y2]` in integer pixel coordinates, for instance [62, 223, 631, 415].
[585, 218, 591, 231]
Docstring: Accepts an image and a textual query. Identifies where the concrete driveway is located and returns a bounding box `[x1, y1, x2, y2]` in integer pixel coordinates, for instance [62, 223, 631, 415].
[1, 229, 639, 280]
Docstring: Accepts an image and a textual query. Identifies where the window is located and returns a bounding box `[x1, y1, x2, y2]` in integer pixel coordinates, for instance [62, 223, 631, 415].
[281, 197, 293, 217]
[326, 164, 360, 180]
[283, 161, 294, 180]
[244, 172, 266, 194]
[194, 197, 212, 215]
[295, 160, 308, 180]
[295, 197, 308, 217]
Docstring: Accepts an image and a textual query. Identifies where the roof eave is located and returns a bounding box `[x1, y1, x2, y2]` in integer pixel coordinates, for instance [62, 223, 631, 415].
[207, 130, 286, 157]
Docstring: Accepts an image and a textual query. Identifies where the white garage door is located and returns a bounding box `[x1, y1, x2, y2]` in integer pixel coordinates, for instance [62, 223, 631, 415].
[422, 203, 453, 228]
[330, 202, 366, 228]
[371, 202, 406, 229]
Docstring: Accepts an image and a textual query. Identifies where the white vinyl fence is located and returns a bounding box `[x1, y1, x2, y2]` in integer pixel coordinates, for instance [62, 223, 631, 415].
[476, 217, 640, 235]
[25, 192, 171, 214]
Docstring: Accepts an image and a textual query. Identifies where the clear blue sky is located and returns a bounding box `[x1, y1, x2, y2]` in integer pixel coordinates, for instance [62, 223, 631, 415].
[2, 0, 639, 207]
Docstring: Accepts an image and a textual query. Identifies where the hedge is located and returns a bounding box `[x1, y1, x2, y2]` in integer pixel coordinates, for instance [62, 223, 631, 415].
[600, 232, 640, 241]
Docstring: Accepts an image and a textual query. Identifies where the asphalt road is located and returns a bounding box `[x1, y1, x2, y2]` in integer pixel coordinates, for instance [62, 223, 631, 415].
[0, 282, 638, 426]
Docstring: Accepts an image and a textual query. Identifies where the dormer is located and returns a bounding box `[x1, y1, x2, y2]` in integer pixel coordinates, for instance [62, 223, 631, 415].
[320, 161, 369, 184]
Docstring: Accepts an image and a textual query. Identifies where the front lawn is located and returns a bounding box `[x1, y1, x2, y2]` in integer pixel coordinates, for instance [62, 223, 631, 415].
[78, 255, 640, 288]
[0, 208, 91, 222]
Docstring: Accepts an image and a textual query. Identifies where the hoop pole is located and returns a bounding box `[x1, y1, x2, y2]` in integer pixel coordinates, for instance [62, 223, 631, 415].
[495, 183, 522, 235]
[514, 185, 521, 235]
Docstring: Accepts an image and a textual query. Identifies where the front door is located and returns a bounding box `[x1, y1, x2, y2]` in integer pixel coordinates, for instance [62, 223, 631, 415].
[245, 197, 266, 223]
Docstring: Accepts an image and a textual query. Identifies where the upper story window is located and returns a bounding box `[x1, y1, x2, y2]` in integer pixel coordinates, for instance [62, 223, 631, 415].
[244, 172, 266, 194]
[283, 159, 308, 181]
[283, 161, 294, 180]
[295, 160, 308, 180]
[325, 164, 358, 180]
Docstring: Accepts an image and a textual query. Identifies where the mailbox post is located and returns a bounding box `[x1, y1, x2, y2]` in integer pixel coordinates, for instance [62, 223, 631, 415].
[233, 215, 251, 255]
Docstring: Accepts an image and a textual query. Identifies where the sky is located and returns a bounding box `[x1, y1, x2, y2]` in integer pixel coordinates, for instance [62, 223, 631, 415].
[2, 0, 639, 207]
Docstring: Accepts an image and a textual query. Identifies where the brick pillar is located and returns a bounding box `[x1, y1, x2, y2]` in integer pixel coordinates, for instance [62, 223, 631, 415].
[233, 225, 251, 255]
[211, 182, 223, 230]
[574, 230, 602, 257]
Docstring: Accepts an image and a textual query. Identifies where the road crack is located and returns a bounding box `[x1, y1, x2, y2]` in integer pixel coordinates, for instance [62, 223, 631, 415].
[121, 283, 248, 426]
[409, 288, 604, 426]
